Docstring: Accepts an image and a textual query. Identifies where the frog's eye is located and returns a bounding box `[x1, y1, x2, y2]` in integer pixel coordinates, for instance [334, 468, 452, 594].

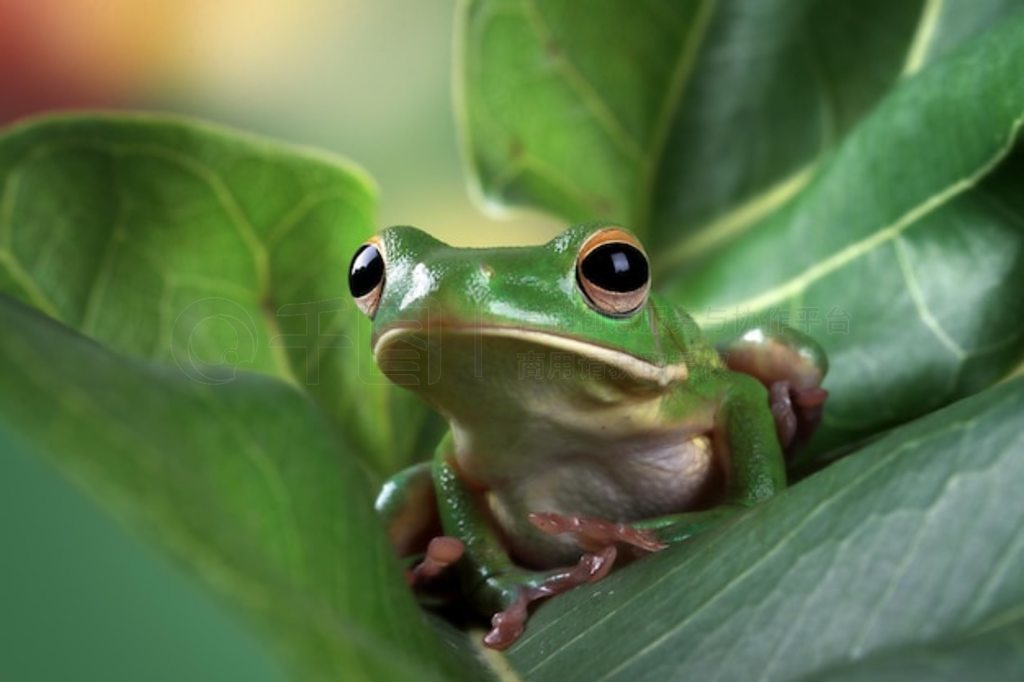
[348, 238, 385, 317]
[576, 228, 650, 316]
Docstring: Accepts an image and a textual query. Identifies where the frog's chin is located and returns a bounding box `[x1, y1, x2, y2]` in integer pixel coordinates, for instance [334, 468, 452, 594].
[372, 323, 688, 389]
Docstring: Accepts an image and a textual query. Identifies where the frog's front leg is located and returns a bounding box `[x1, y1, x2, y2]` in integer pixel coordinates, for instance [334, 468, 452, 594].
[715, 324, 829, 452]
[375, 461, 466, 586]
[639, 373, 787, 543]
[639, 377, 789, 550]
[534, 374, 786, 549]
[375, 460, 439, 557]
[432, 435, 615, 649]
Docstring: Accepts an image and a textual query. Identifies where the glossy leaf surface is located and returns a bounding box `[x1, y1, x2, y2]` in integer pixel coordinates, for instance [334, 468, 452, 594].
[0, 117, 465, 681]
[0, 295, 471, 681]
[0, 114, 433, 478]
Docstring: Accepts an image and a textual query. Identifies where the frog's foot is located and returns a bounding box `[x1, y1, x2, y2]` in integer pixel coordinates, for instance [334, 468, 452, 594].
[483, 546, 616, 650]
[406, 536, 464, 586]
[528, 511, 667, 553]
[769, 380, 829, 452]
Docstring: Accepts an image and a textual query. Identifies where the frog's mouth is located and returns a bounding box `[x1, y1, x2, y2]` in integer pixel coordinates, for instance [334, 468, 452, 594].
[372, 323, 688, 389]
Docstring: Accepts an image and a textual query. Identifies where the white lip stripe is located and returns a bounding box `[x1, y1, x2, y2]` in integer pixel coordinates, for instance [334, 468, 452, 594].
[373, 325, 688, 386]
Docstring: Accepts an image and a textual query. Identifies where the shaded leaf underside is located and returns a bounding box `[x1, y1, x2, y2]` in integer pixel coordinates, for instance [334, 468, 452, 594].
[0, 296, 468, 681]
[0, 117, 470, 681]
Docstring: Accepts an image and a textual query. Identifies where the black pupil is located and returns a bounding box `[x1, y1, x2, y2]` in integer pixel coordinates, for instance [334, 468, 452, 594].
[580, 243, 649, 292]
[348, 244, 384, 298]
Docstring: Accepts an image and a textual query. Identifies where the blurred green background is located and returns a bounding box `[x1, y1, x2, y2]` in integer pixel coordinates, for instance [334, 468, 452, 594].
[0, 1, 557, 679]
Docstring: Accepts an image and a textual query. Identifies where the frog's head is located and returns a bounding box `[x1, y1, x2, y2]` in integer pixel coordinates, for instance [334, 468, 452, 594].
[347, 224, 706, 435]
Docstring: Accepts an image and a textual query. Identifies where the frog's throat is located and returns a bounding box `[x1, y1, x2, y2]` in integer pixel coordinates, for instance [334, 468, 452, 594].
[372, 324, 689, 387]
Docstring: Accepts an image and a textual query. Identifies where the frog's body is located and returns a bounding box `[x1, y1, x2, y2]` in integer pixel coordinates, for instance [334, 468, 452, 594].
[486, 426, 717, 567]
[396, 310, 728, 567]
[353, 224, 827, 648]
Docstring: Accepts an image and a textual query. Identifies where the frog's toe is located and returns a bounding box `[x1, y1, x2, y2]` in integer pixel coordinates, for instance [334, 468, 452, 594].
[770, 380, 829, 453]
[529, 511, 666, 553]
[480, 546, 617, 649]
[406, 536, 464, 586]
[770, 381, 799, 449]
[483, 589, 530, 650]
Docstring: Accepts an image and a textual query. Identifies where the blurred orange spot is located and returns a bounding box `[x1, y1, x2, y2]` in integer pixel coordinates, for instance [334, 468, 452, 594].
[0, 0, 183, 122]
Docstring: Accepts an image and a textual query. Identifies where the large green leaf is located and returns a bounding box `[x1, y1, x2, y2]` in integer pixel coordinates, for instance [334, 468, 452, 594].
[668, 16, 1024, 455]
[0, 294, 473, 681]
[0, 116, 478, 679]
[0, 114, 433, 477]
[459, 1, 1024, 457]
[503, 377, 1024, 680]
[459, 0, 1019, 245]
[804, 621, 1024, 681]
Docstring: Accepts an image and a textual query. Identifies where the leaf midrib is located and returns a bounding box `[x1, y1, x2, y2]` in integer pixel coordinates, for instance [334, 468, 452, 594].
[691, 113, 1024, 326]
[629, 0, 717, 237]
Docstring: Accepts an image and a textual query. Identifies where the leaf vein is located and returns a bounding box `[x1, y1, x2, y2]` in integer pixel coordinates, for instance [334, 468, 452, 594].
[111, 142, 270, 293]
[520, 0, 644, 162]
[80, 197, 129, 335]
[632, 0, 716, 233]
[0, 165, 23, 247]
[902, 0, 945, 76]
[893, 236, 966, 359]
[0, 249, 61, 319]
[657, 163, 816, 270]
[266, 191, 367, 248]
[696, 113, 1024, 325]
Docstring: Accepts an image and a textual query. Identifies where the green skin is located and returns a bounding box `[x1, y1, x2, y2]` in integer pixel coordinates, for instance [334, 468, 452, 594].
[367, 224, 827, 622]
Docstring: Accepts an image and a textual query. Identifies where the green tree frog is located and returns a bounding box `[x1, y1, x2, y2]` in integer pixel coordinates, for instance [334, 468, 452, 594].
[348, 224, 828, 649]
